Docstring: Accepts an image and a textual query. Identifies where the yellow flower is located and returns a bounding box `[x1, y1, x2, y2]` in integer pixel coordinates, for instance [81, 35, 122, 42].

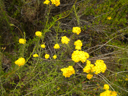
[107, 16, 112, 20]
[43, 0, 50, 5]
[33, 54, 39, 57]
[80, 51, 89, 63]
[111, 91, 117, 96]
[19, 38, 26, 44]
[74, 40, 82, 50]
[61, 36, 70, 44]
[35, 31, 42, 37]
[61, 66, 75, 78]
[15, 57, 25, 66]
[41, 44, 46, 48]
[86, 74, 93, 80]
[100, 90, 111, 96]
[103, 84, 109, 90]
[100, 84, 117, 96]
[53, 55, 57, 59]
[92, 60, 107, 75]
[72, 27, 81, 35]
[51, 0, 60, 6]
[83, 60, 94, 73]
[71, 50, 89, 63]
[45, 54, 50, 59]
[100, 90, 117, 96]
[54, 44, 60, 49]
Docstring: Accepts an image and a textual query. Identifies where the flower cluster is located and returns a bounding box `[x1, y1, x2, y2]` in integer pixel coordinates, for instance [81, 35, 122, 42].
[107, 16, 112, 20]
[43, 0, 60, 6]
[35, 31, 42, 37]
[19, 38, 26, 44]
[86, 74, 93, 80]
[54, 44, 60, 49]
[44, 0, 50, 5]
[71, 50, 89, 63]
[72, 27, 81, 35]
[51, 0, 60, 6]
[83, 60, 94, 73]
[61, 36, 70, 44]
[83, 60, 107, 79]
[92, 60, 107, 75]
[53, 55, 57, 59]
[61, 66, 75, 78]
[41, 44, 46, 48]
[33, 54, 39, 57]
[45, 54, 50, 59]
[15, 57, 25, 66]
[74, 40, 82, 50]
[100, 84, 117, 96]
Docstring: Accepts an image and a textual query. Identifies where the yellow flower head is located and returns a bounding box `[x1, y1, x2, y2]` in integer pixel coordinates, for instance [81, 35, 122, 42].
[35, 31, 42, 37]
[61, 36, 70, 44]
[71, 50, 89, 63]
[79, 51, 89, 63]
[100, 90, 117, 96]
[54, 44, 60, 49]
[15, 57, 25, 66]
[103, 84, 109, 90]
[92, 60, 107, 75]
[86, 74, 93, 80]
[41, 44, 46, 48]
[45, 54, 50, 59]
[72, 27, 81, 35]
[100, 90, 111, 96]
[51, 0, 60, 6]
[111, 91, 117, 96]
[53, 55, 57, 59]
[74, 40, 82, 50]
[61, 66, 75, 78]
[83, 60, 94, 73]
[43, 0, 50, 5]
[19, 38, 26, 44]
[33, 54, 39, 57]
[107, 16, 112, 20]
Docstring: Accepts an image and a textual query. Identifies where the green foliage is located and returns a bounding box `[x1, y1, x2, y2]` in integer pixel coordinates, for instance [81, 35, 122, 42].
[0, 0, 128, 96]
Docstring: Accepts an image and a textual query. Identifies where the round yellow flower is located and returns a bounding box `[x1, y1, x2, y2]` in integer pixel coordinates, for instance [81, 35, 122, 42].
[72, 27, 81, 35]
[54, 44, 60, 49]
[41, 44, 46, 48]
[19, 38, 26, 44]
[15, 57, 25, 66]
[53, 55, 57, 59]
[43, 0, 50, 5]
[107, 16, 112, 20]
[61, 66, 75, 78]
[83, 61, 94, 73]
[33, 54, 39, 57]
[61, 36, 70, 44]
[74, 40, 82, 46]
[86, 74, 93, 80]
[35, 31, 42, 37]
[92, 60, 107, 75]
[45, 54, 50, 59]
[74, 40, 82, 50]
[100, 90, 111, 96]
[103, 84, 109, 90]
[71, 50, 89, 63]
[51, 0, 60, 6]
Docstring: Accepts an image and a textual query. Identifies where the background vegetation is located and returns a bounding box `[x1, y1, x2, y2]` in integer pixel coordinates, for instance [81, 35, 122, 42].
[0, 0, 128, 95]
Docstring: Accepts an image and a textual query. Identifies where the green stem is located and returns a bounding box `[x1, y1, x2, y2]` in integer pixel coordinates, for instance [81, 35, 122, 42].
[73, 4, 80, 26]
